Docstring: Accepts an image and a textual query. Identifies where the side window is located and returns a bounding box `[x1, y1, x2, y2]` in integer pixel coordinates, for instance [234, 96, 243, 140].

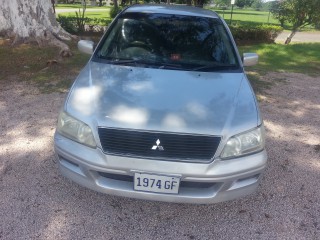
[99, 21, 122, 58]
[211, 29, 227, 63]
[200, 25, 237, 65]
[217, 26, 236, 64]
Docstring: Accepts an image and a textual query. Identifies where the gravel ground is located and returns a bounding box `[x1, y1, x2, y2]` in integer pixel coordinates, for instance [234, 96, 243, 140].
[0, 72, 320, 240]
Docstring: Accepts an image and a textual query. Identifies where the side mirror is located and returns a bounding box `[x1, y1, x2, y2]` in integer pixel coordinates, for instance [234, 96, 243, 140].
[78, 40, 94, 55]
[243, 53, 258, 67]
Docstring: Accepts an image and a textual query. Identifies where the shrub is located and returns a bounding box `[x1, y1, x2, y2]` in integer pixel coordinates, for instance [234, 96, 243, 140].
[229, 24, 283, 44]
[57, 15, 78, 34]
[89, 17, 112, 26]
[110, 6, 123, 19]
[57, 15, 111, 34]
[57, 15, 90, 33]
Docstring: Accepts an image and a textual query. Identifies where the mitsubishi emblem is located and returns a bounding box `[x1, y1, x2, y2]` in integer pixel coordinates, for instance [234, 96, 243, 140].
[151, 139, 164, 151]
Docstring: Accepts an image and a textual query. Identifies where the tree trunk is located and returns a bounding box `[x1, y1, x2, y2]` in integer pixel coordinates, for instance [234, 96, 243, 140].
[113, 0, 118, 8]
[0, 0, 74, 56]
[285, 29, 297, 44]
[51, 0, 56, 14]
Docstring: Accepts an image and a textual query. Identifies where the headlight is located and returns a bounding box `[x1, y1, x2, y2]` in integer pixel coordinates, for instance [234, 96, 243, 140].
[57, 111, 96, 148]
[220, 125, 265, 159]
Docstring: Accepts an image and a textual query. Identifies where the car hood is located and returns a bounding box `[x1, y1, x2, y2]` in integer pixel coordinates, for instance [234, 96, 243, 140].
[66, 62, 259, 136]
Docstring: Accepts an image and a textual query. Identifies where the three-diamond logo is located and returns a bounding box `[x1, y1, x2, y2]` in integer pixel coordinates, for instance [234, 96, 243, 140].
[151, 139, 164, 151]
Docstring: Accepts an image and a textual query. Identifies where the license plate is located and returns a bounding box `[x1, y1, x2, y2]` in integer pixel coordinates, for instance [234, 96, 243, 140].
[134, 172, 180, 194]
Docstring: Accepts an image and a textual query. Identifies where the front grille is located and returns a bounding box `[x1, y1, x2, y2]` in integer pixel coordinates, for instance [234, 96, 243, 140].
[98, 127, 221, 162]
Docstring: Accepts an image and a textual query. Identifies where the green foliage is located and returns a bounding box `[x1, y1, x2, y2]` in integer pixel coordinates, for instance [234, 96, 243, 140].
[57, 15, 88, 33]
[57, 15, 78, 34]
[270, 1, 289, 27]
[214, 0, 231, 7]
[270, 0, 320, 30]
[251, 0, 264, 10]
[236, 0, 254, 8]
[89, 18, 112, 26]
[175, 0, 187, 4]
[193, 0, 210, 7]
[57, 15, 111, 33]
[230, 24, 283, 44]
[75, 3, 87, 33]
[110, 6, 123, 18]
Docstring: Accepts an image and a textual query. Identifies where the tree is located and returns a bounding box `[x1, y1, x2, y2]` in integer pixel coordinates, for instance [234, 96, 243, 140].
[193, 0, 210, 8]
[214, 0, 231, 7]
[0, 0, 74, 56]
[236, 0, 254, 8]
[270, 1, 288, 27]
[252, 0, 264, 10]
[271, 0, 320, 44]
[113, 0, 118, 8]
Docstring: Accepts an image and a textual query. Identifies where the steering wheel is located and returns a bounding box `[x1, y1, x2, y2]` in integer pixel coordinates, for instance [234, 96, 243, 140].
[127, 41, 153, 51]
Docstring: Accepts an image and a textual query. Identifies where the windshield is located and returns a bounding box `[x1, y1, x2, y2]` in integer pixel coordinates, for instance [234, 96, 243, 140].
[95, 12, 239, 71]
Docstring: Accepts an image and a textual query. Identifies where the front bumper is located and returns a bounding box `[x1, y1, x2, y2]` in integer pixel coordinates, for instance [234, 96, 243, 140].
[54, 132, 267, 204]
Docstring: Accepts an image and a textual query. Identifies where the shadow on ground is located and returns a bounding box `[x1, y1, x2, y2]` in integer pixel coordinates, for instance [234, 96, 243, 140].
[0, 71, 319, 239]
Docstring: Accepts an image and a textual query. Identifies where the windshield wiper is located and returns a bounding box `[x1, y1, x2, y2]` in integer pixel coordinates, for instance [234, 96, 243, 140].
[191, 63, 237, 71]
[157, 62, 184, 70]
[107, 59, 184, 70]
[108, 59, 146, 65]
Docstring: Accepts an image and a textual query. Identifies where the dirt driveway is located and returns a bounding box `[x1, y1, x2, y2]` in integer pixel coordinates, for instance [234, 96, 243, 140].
[0, 72, 319, 239]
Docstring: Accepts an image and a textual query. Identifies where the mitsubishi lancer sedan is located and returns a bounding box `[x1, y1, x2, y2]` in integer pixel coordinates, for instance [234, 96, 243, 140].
[54, 4, 267, 204]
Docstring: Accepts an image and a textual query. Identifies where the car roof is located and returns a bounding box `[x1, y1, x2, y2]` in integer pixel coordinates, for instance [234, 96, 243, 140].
[124, 4, 220, 18]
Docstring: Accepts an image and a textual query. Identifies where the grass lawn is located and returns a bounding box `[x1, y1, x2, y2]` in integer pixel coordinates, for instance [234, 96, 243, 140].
[0, 39, 89, 93]
[210, 8, 315, 30]
[239, 43, 320, 74]
[56, 4, 110, 9]
[213, 9, 278, 25]
[1, 37, 319, 94]
[55, 3, 111, 24]
[238, 43, 320, 93]
[58, 10, 111, 19]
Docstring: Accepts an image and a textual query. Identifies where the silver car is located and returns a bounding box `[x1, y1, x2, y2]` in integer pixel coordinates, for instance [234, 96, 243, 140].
[54, 5, 267, 204]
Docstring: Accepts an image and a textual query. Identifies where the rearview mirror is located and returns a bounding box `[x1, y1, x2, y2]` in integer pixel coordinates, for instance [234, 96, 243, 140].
[78, 40, 94, 55]
[243, 53, 258, 67]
